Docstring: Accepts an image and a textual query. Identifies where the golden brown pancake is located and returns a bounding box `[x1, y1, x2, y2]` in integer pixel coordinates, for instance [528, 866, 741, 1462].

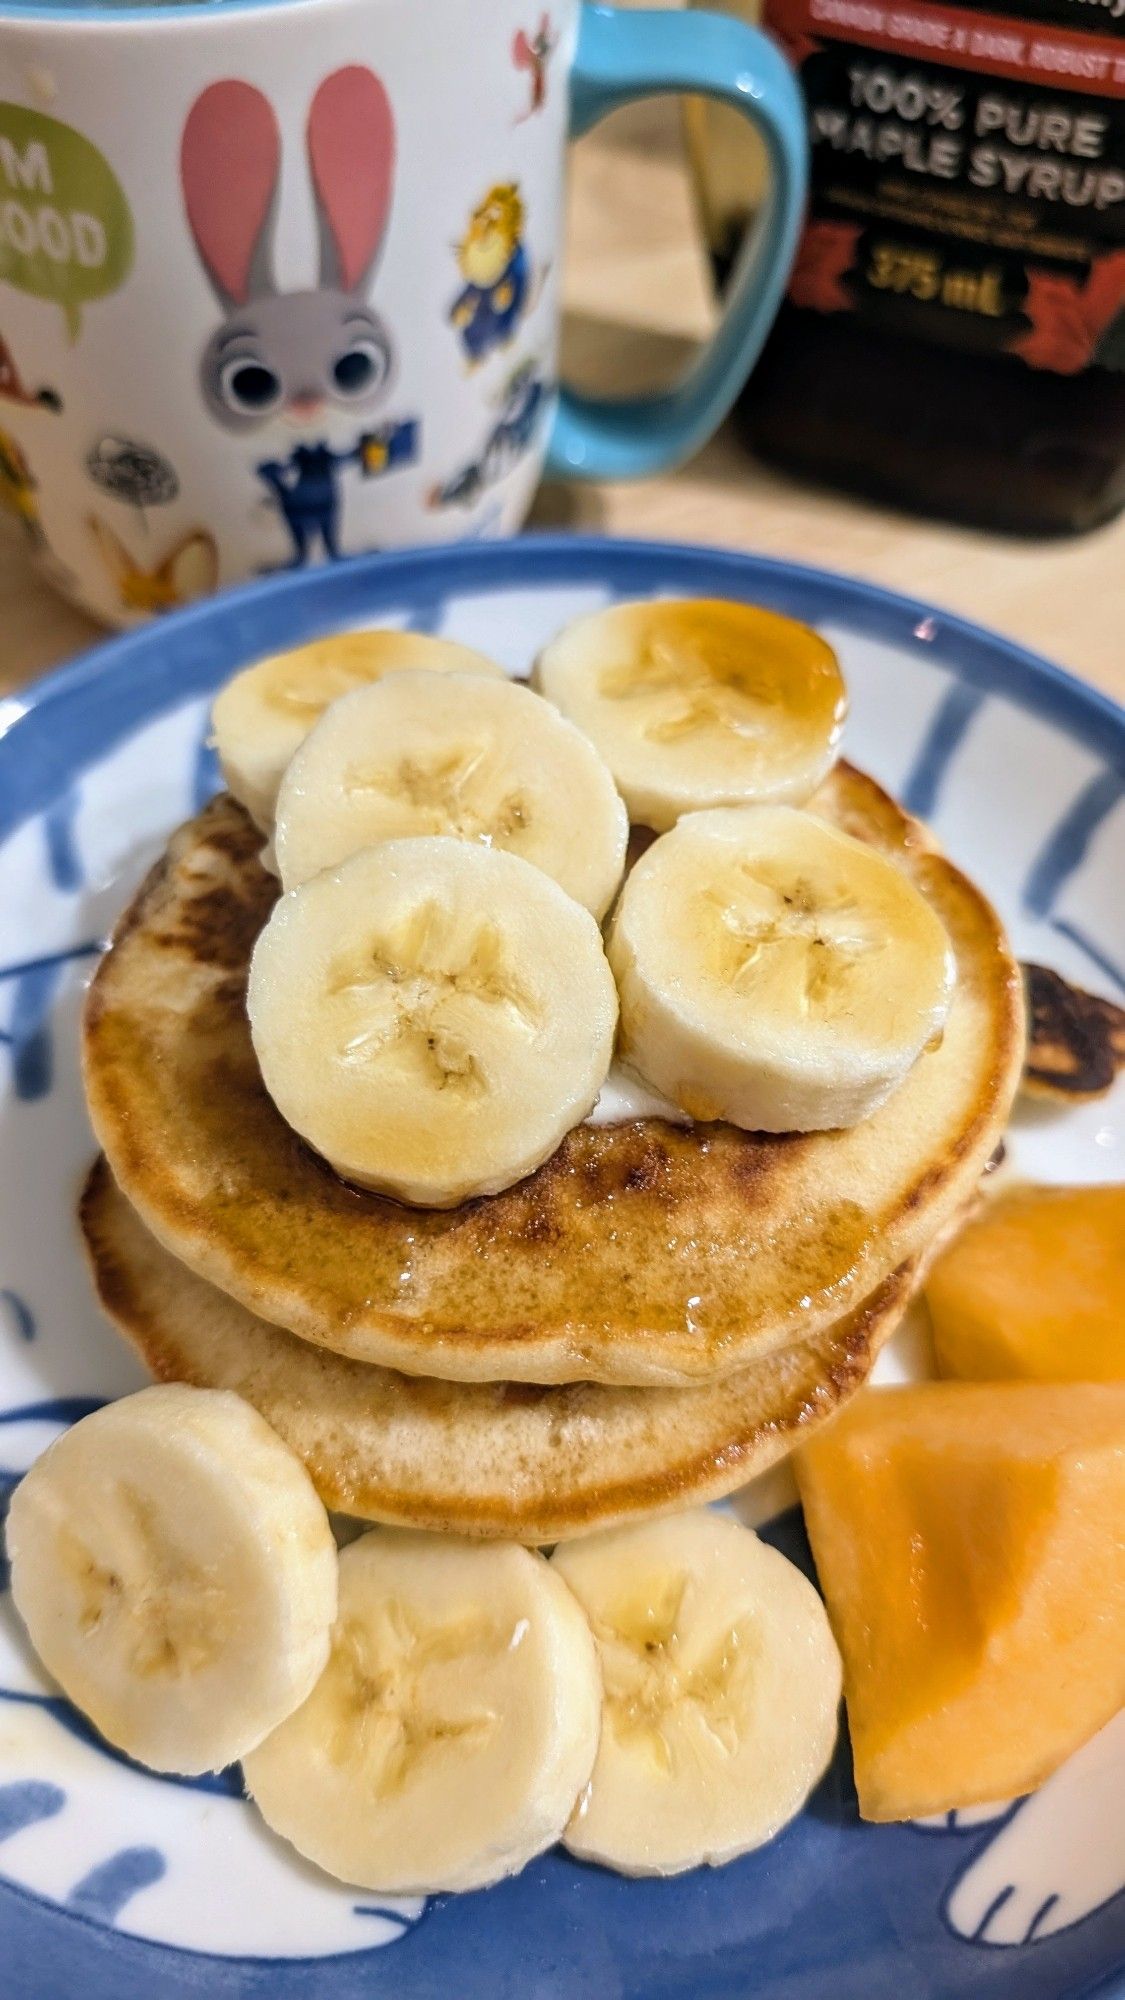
[81, 1158, 912, 1543]
[82, 765, 1024, 1386]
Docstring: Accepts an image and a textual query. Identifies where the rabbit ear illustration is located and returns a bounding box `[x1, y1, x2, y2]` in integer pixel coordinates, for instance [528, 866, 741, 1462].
[181, 81, 281, 308]
[307, 67, 395, 297]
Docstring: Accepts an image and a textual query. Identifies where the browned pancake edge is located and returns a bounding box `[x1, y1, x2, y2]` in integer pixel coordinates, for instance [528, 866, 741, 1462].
[82, 767, 1024, 1386]
[81, 1156, 914, 1543]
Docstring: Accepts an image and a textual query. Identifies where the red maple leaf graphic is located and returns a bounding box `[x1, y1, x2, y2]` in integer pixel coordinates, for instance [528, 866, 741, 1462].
[789, 220, 860, 314]
[1010, 251, 1125, 374]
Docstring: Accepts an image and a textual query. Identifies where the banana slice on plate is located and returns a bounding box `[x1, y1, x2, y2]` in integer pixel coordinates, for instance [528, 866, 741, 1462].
[553, 1509, 841, 1876]
[6, 1385, 337, 1775]
[248, 836, 618, 1206]
[243, 1529, 602, 1895]
[608, 804, 954, 1131]
[536, 598, 846, 831]
[274, 669, 628, 916]
[212, 630, 505, 830]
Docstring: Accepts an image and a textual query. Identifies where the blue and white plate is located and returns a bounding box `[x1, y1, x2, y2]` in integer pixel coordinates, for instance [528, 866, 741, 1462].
[0, 536, 1122, 2000]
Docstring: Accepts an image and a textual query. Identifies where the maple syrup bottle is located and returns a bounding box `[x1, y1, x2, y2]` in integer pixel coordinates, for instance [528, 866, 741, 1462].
[687, 0, 1125, 534]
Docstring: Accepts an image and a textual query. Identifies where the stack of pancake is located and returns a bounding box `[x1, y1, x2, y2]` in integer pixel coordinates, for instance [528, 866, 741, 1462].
[79, 754, 1023, 1544]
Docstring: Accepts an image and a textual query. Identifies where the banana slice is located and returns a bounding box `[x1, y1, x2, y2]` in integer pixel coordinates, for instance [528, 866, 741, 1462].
[274, 670, 628, 916]
[552, 1509, 841, 1876]
[243, 1529, 602, 1894]
[248, 836, 618, 1206]
[536, 598, 846, 831]
[608, 805, 954, 1131]
[6, 1385, 337, 1776]
[212, 630, 505, 830]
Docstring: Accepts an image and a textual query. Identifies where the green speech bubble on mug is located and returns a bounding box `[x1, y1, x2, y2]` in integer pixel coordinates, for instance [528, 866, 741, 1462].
[0, 104, 133, 339]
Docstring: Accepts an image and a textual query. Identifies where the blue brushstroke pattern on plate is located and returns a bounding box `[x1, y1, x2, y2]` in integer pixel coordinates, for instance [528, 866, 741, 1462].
[0, 536, 1121, 2000]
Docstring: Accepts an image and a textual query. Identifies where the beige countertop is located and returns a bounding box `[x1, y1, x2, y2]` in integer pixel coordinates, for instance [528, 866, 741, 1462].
[2, 99, 1122, 704]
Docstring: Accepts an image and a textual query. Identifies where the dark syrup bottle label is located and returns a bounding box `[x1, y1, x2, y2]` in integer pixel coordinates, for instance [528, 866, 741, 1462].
[765, 0, 1125, 373]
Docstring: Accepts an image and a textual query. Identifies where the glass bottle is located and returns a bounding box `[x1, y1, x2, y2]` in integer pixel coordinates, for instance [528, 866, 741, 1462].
[686, 0, 1125, 534]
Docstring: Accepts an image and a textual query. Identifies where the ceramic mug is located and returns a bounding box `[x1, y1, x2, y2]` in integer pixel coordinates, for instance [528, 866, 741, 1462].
[0, 0, 804, 625]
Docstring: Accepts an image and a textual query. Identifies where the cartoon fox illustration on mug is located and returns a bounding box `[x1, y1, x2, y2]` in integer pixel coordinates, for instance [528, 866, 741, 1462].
[180, 68, 419, 567]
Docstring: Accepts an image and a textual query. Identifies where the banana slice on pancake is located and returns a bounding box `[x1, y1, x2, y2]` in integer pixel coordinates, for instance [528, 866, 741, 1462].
[536, 598, 846, 831]
[212, 629, 505, 830]
[243, 1530, 601, 1894]
[273, 670, 628, 916]
[248, 836, 618, 1206]
[608, 805, 955, 1131]
[553, 1510, 841, 1875]
[83, 777, 1022, 1387]
[6, 1386, 337, 1775]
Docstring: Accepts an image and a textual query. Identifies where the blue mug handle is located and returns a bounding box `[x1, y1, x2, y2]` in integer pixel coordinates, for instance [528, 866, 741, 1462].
[547, 3, 807, 481]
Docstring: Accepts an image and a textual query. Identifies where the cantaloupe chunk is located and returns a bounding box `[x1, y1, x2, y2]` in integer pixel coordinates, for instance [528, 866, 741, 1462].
[926, 1184, 1125, 1382]
[795, 1381, 1125, 1821]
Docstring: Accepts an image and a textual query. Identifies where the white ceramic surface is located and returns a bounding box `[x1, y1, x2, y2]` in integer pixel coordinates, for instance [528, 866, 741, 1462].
[0, 538, 1121, 1999]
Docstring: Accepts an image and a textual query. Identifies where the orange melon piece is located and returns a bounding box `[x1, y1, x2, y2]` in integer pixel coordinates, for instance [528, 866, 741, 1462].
[795, 1381, 1125, 1821]
[925, 1183, 1125, 1382]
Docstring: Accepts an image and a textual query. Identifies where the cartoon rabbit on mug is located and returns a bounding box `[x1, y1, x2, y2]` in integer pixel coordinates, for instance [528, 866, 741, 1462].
[180, 67, 419, 567]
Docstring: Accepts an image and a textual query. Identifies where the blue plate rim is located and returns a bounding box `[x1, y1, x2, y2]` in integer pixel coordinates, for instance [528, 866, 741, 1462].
[1, 534, 1123, 856]
[0, 530, 1122, 1999]
[8, 532, 1125, 736]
